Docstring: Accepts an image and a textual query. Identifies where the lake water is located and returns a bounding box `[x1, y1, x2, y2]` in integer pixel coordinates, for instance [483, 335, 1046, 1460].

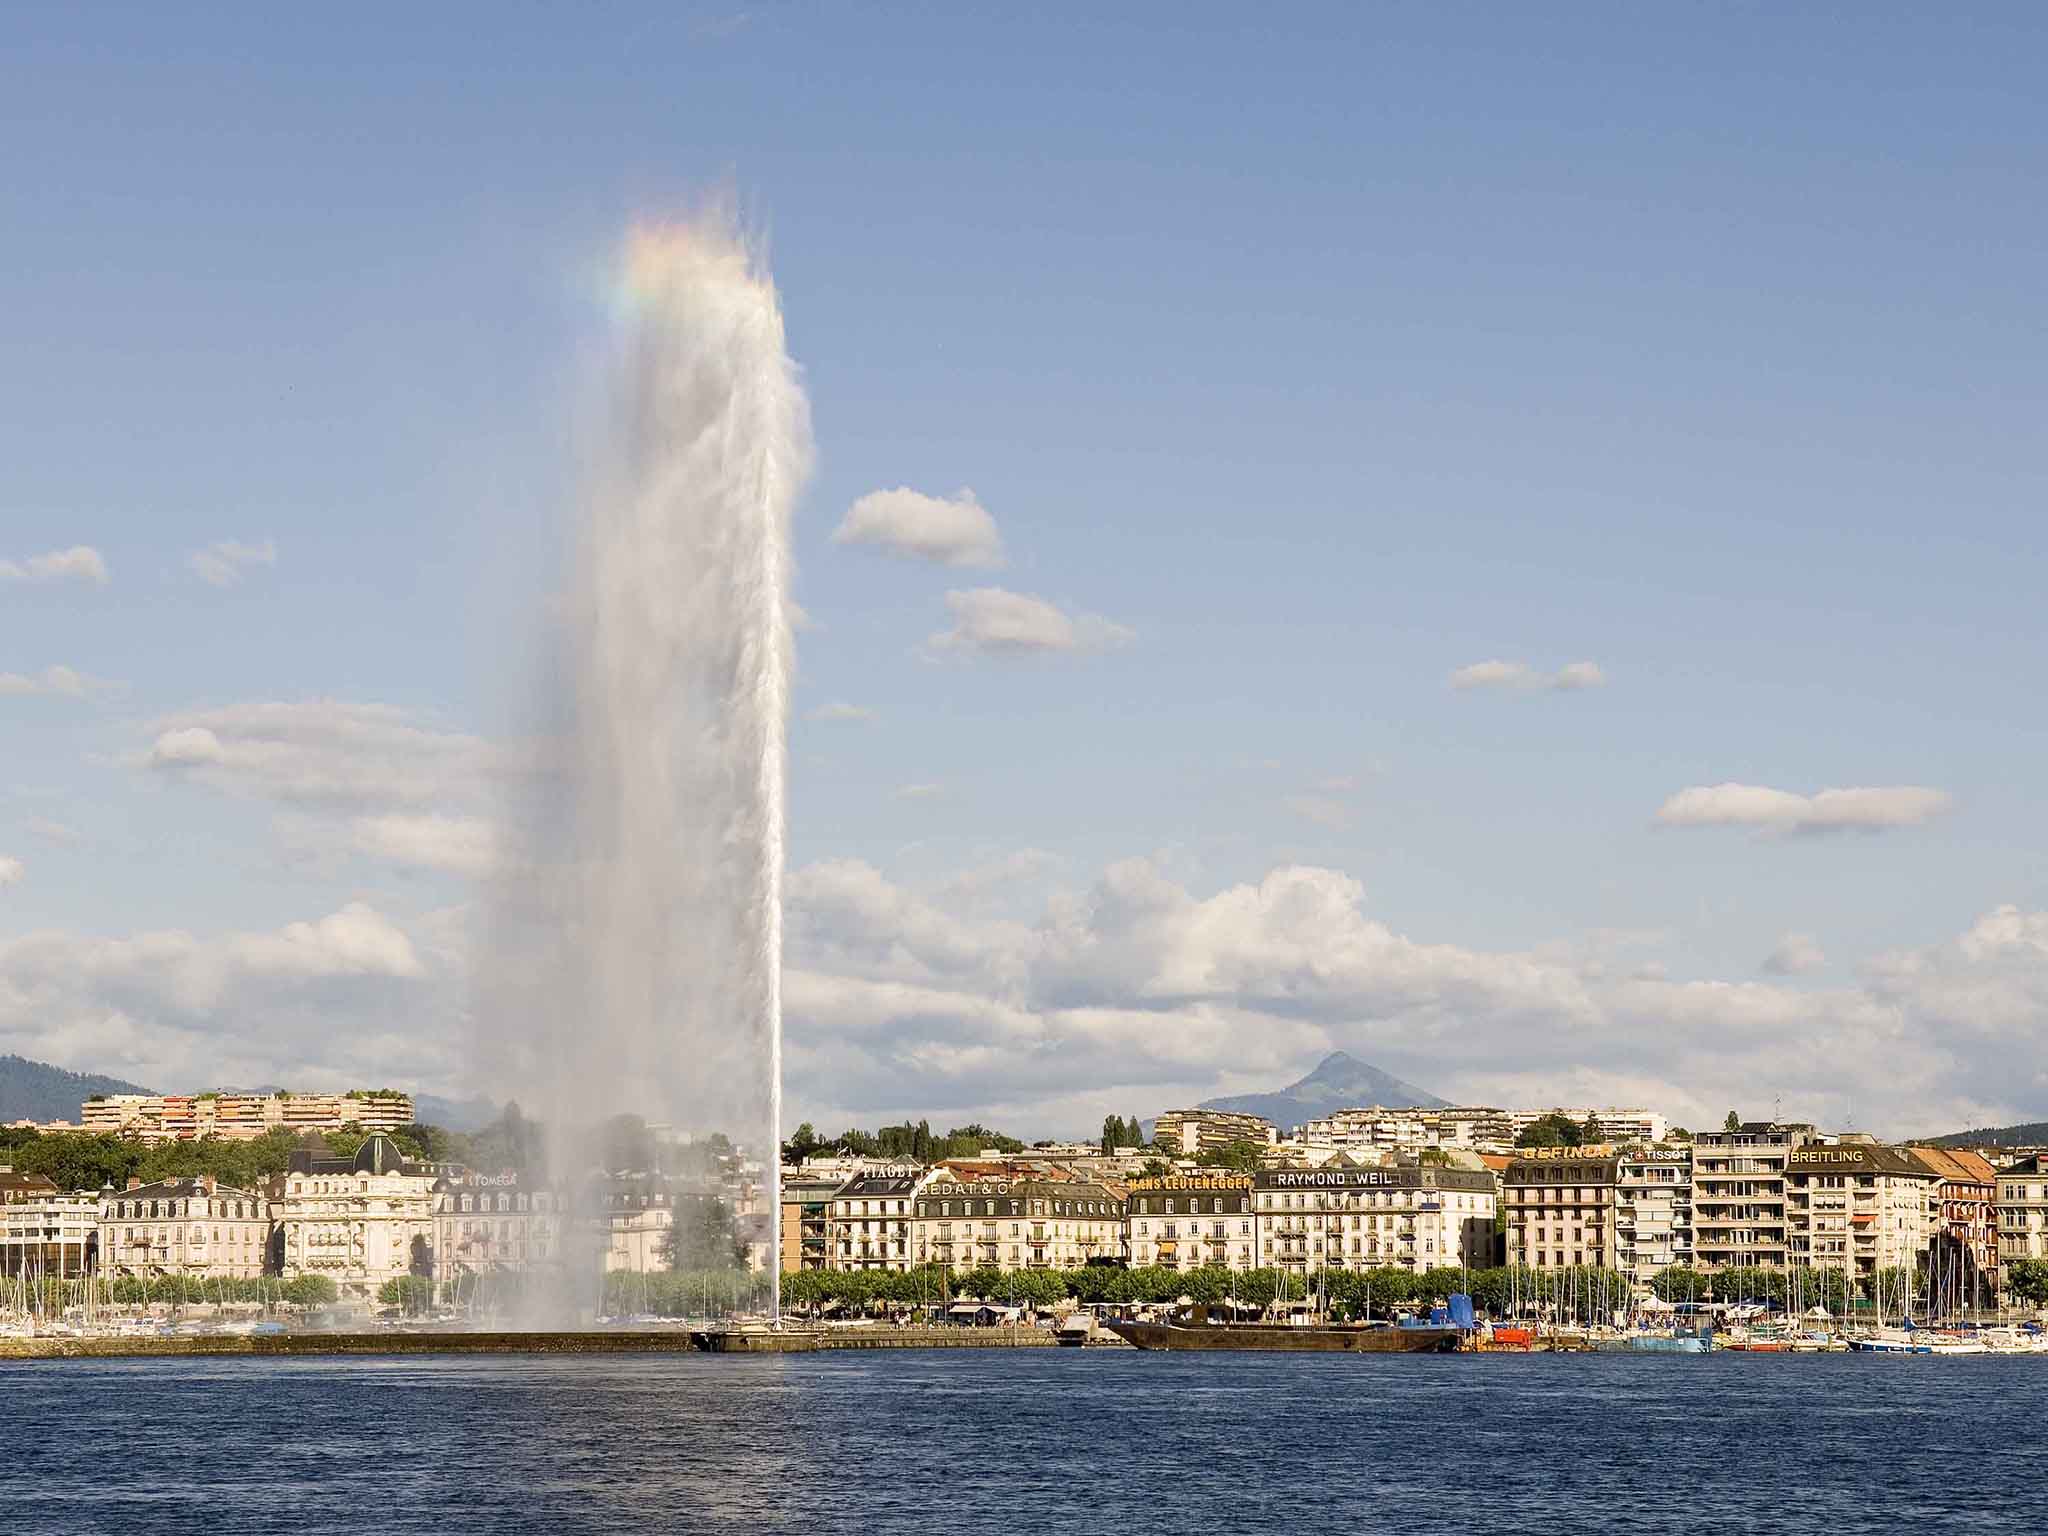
[7, 1351, 2045, 1534]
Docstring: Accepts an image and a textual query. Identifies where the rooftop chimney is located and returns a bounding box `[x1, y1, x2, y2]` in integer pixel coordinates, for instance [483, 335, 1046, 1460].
[126, 1176, 142, 1190]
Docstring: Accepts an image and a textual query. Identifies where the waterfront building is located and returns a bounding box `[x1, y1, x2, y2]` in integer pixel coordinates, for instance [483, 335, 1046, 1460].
[910, 1177, 1124, 1272]
[79, 1089, 414, 1143]
[0, 1185, 98, 1278]
[1125, 1174, 1254, 1271]
[1785, 1143, 1939, 1289]
[592, 1174, 754, 1273]
[830, 1171, 928, 1271]
[431, 1170, 559, 1285]
[778, 1176, 843, 1272]
[98, 1174, 270, 1279]
[1151, 1108, 1276, 1156]
[1996, 1154, 2048, 1268]
[1503, 1149, 1620, 1271]
[275, 1134, 447, 1298]
[1615, 1144, 1692, 1285]
[0, 1167, 60, 1205]
[1253, 1163, 1496, 1274]
[1907, 1146, 2000, 1294]
[1690, 1121, 1813, 1270]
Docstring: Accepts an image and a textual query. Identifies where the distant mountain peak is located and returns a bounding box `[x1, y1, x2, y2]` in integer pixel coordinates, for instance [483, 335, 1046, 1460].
[1188, 1052, 1446, 1132]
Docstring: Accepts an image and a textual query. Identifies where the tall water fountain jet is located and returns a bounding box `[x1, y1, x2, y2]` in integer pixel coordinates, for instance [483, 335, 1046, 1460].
[486, 213, 809, 1323]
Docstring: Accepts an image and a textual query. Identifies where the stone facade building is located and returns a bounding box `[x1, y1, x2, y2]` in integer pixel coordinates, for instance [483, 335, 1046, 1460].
[1125, 1175, 1254, 1271]
[98, 1175, 270, 1279]
[1503, 1149, 1620, 1271]
[831, 1172, 926, 1271]
[432, 1170, 560, 1285]
[275, 1134, 446, 1298]
[1254, 1163, 1497, 1274]
[911, 1177, 1125, 1272]
[1997, 1154, 2048, 1268]
[1784, 1142, 1939, 1287]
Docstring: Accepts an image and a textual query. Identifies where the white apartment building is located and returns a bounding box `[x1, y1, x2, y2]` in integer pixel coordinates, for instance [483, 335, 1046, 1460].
[98, 1175, 270, 1279]
[1785, 1143, 1939, 1287]
[80, 1089, 414, 1143]
[1254, 1165, 1496, 1274]
[1300, 1105, 1667, 1155]
[1690, 1122, 1813, 1270]
[830, 1171, 928, 1271]
[1615, 1146, 1692, 1286]
[0, 1184, 97, 1278]
[276, 1133, 447, 1298]
[1124, 1175, 1255, 1271]
[1152, 1109, 1276, 1157]
[911, 1177, 1125, 1272]
[1996, 1154, 2048, 1266]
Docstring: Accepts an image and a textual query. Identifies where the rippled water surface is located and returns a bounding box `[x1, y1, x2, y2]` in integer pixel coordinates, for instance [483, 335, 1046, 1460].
[7, 1350, 2046, 1534]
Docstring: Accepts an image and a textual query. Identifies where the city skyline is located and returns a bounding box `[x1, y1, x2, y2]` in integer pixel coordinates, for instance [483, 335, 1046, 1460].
[4, 6, 2045, 1140]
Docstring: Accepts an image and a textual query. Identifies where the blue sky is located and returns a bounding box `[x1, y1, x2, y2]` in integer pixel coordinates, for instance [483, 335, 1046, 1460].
[3, 4, 2044, 1136]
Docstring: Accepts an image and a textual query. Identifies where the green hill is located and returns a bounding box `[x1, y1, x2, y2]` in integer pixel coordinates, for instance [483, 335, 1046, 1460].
[0, 1054, 155, 1122]
[1925, 1121, 2048, 1149]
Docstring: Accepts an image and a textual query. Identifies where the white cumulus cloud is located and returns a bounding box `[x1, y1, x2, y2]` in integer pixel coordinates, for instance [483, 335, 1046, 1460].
[187, 537, 278, 588]
[833, 487, 1004, 567]
[0, 902, 449, 1094]
[0, 856, 22, 888]
[772, 853, 2046, 1139]
[1656, 783, 1952, 834]
[0, 546, 108, 586]
[1451, 659, 1606, 691]
[927, 587, 1133, 657]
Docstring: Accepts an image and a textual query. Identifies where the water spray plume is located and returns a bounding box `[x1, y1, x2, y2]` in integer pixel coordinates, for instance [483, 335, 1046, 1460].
[487, 210, 809, 1323]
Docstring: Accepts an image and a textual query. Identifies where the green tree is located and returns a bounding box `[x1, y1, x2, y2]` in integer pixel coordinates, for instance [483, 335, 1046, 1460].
[658, 1194, 748, 1270]
[323, 1123, 368, 1160]
[1579, 1113, 1602, 1144]
[2004, 1258, 2048, 1308]
[1516, 1112, 1583, 1149]
[1193, 1139, 1263, 1173]
[378, 1275, 434, 1314]
[281, 1275, 338, 1307]
[783, 1122, 822, 1162]
[1723, 1110, 1742, 1132]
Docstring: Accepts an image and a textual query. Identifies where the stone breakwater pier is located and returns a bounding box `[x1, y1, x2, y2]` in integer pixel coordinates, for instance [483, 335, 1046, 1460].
[0, 1326, 1062, 1361]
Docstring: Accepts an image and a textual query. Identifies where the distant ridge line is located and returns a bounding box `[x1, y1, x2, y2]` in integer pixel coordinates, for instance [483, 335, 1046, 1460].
[1924, 1120, 2048, 1149]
